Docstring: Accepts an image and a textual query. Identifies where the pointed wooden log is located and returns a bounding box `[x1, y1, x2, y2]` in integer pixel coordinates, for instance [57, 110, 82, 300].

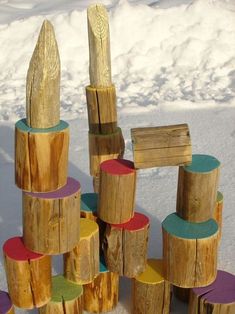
[0, 291, 15, 314]
[87, 4, 112, 87]
[26, 20, 60, 128]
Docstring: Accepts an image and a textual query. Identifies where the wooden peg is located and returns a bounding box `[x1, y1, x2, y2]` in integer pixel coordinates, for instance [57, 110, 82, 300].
[214, 191, 223, 242]
[26, 20, 60, 128]
[0, 291, 15, 314]
[81, 192, 98, 221]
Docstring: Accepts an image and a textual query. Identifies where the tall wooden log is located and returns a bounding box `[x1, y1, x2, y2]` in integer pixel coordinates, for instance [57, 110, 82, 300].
[214, 191, 223, 242]
[132, 259, 171, 314]
[3, 237, 51, 309]
[87, 4, 112, 87]
[162, 213, 219, 288]
[0, 291, 15, 314]
[26, 20, 60, 128]
[176, 154, 220, 222]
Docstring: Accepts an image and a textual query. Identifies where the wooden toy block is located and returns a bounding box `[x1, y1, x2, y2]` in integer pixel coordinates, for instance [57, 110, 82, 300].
[15, 119, 69, 192]
[131, 124, 192, 169]
[176, 154, 220, 222]
[162, 213, 219, 288]
[0, 291, 15, 314]
[189, 270, 235, 314]
[83, 255, 119, 313]
[38, 275, 83, 314]
[98, 159, 136, 224]
[89, 128, 125, 178]
[173, 286, 190, 303]
[132, 259, 171, 314]
[214, 191, 223, 242]
[3, 237, 51, 309]
[23, 177, 81, 255]
[64, 218, 99, 284]
[81, 193, 98, 221]
[104, 212, 149, 277]
[86, 85, 117, 134]
[26, 20, 60, 129]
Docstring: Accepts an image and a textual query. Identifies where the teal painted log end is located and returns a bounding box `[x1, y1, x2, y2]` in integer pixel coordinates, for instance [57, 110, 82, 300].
[184, 154, 220, 173]
[81, 193, 98, 212]
[15, 118, 69, 133]
[100, 255, 109, 273]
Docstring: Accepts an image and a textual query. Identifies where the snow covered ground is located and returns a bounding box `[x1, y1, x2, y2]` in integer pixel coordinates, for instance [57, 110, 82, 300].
[0, 0, 235, 313]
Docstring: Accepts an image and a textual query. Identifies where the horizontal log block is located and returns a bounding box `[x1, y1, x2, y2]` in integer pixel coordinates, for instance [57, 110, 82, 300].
[89, 127, 125, 178]
[176, 154, 220, 222]
[86, 85, 117, 134]
[173, 286, 190, 303]
[38, 275, 83, 314]
[64, 218, 99, 284]
[0, 291, 15, 314]
[131, 124, 192, 169]
[3, 237, 51, 309]
[15, 119, 69, 192]
[23, 177, 81, 255]
[81, 192, 98, 221]
[98, 159, 136, 224]
[132, 259, 171, 314]
[104, 212, 149, 277]
[189, 270, 235, 314]
[162, 213, 219, 288]
[214, 191, 223, 242]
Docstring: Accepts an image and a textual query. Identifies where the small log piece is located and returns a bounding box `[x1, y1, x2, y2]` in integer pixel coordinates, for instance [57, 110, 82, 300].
[81, 193, 98, 221]
[173, 286, 190, 303]
[87, 4, 112, 87]
[104, 212, 149, 277]
[23, 177, 81, 255]
[86, 85, 117, 134]
[64, 218, 99, 284]
[15, 119, 69, 192]
[132, 259, 171, 314]
[131, 124, 192, 169]
[83, 255, 119, 313]
[162, 213, 219, 288]
[214, 191, 223, 242]
[0, 291, 15, 314]
[176, 154, 220, 222]
[89, 127, 125, 178]
[189, 270, 235, 314]
[3, 237, 51, 309]
[26, 20, 60, 129]
[38, 275, 83, 314]
[98, 159, 136, 224]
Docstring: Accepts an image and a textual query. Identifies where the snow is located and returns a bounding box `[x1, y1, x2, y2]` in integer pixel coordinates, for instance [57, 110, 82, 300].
[0, 0, 235, 313]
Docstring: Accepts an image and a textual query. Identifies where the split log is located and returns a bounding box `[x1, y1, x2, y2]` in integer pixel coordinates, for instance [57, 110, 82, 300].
[0, 291, 15, 314]
[89, 127, 125, 178]
[214, 191, 223, 242]
[87, 4, 112, 87]
[26, 20, 60, 128]
[3, 237, 51, 309]
[162, 213, 219, 288]
[64, 218, 99, 284]
[176, 154, 220, 222]
[131, 124, 192, 169]
[38, 275, 83, 314]
[173, 286, 190, 303]
[15, 119, 69, 192]
[23, 177, 81, 255]
[104, 212, 149, 277]
[81, 192, 98, 221]
[189, 270, 235, 314]
[132, 259, 171, 314]
[86, 85, 117, 134]
[83, 255, 119, 313]
[98, 159, 136, 224]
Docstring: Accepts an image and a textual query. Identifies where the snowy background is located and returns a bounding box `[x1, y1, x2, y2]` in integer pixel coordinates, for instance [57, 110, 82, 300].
[0, 0, 235, 313]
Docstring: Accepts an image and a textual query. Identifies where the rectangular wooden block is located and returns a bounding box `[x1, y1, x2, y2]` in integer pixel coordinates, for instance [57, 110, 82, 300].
[131, 124, 192, 169]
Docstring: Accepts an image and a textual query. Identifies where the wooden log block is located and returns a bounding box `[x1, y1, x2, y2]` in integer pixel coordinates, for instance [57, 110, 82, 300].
[104, 212, 149, 277]
[214, 191, 223, 242]
[131, 124, 192, 169]
[83, 255, 119, 313]
[173, 286, 190, 303]
[38, 275, 83, 314]
[81, 192, 98, 221]
[26, 20, 60, 129]
[15, 119, 69, 192]
[98, 159, 136, 224]
[86, 85, 117, 134]
[93, 176, 100, 193]
[132, 259, 171, 314]
[189, 270, 235, 314]
[64, 218, 99, 284]
[176, 154, 220, 222]
[23, 177, 81, 255]
[89, 127, 125, 178]
[87, 4, 112, 87]
[0, 291, 15, 314]
[162, 213, 219, 288]
[3, 237, 51, 309]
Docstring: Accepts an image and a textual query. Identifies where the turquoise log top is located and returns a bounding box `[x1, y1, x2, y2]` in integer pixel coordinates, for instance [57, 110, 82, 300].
[184, 154, 220, 173]
[81, 193, 98, 212]
[162, 213, 218, 239]
[100, 255, 109, 273]
[15, 118, 68, 133]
